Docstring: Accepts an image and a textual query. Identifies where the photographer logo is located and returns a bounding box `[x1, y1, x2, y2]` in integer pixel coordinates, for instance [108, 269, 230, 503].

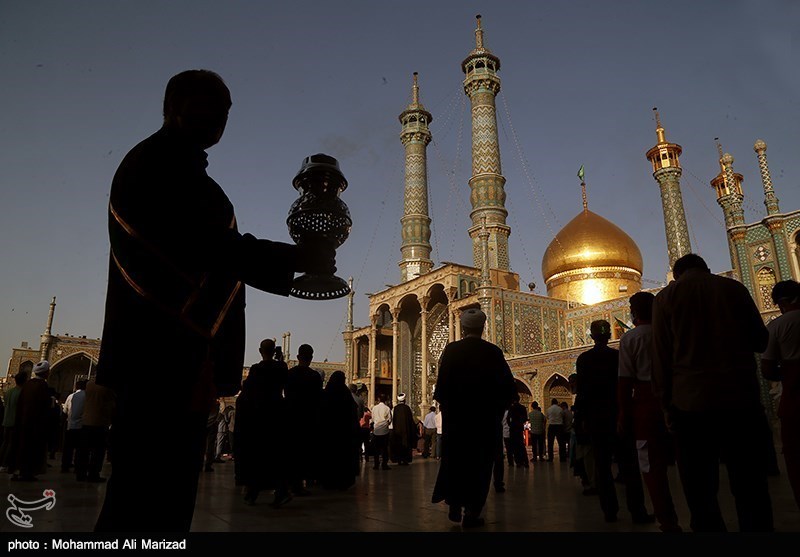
[6, 490, 56, 528]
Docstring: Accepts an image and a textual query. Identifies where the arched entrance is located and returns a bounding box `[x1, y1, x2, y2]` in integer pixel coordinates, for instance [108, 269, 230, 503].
[545, 374, 572, 407]
[49, 353, 95, 401]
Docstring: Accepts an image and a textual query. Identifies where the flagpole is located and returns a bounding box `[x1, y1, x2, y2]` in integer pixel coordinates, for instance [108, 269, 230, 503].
[578, 165, 588, 212]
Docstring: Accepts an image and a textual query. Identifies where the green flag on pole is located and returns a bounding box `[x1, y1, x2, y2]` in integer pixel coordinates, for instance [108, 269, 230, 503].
[577, 165, 585, 183]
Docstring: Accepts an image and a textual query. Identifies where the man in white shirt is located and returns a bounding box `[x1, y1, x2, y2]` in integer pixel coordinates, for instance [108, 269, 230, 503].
[422, 406, 437, 458]
[434, 409, 443, 459]
[61, 379, 87, 475]
[370, 393, 392, 470]
[618, 291, 677, 531]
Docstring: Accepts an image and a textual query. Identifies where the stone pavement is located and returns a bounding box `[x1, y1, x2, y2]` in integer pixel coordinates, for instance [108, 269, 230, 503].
[1, 452, 797, 533]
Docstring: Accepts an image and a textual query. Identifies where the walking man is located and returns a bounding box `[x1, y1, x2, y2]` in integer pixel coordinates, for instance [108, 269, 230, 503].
[432, 308, 516, 528]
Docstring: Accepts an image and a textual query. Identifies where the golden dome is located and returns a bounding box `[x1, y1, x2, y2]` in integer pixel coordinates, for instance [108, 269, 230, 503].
[542, 209, 643, 281]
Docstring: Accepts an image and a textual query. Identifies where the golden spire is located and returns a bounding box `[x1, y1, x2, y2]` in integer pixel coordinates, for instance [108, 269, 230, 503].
[654, 107, 666, 144]
[475, 14, 484, 49]
[715, 138, 724, 171]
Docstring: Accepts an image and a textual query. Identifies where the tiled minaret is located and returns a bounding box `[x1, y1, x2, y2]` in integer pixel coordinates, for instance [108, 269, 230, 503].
[399, 73, 434, 282]
[754, 139, 780, 216]
[462, 15, 510, 271]
[711, 142, 751, 288]
[645, 110, 692, 269]
[754, 139, 792, 281]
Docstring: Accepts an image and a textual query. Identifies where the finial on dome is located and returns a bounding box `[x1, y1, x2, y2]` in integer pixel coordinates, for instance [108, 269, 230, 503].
[754, 139, 767, 153]
[475, 14, 484, 49]
[581, 182, 588, 213]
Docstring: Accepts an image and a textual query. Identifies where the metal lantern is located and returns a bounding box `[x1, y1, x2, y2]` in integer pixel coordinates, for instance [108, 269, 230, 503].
[287, 153, 351, 300]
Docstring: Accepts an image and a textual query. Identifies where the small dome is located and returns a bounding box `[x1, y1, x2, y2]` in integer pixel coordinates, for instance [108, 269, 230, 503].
[541, 209, 643, 281]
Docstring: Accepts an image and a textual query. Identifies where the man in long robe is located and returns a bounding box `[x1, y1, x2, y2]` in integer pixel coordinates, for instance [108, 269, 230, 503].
[236, 338, 289, 506]
[389, 393, 416, 465]
[432, 308, 516, 528]
[93, 70, 335, 532]
[14, 361, 53, 481]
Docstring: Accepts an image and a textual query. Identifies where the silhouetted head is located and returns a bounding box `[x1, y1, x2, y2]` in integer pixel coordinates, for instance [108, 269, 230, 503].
[551, 398, 559, 406]
[672, 253, 710, 280]
[349, 383, 358, 394]
[327, 370, 346, 388]
[590, 320, 611, 346]
[531, 401, 539, 409]
[163, 69, 231, 149]
[76, 380, 88, 390]
[771, 280, 800, 313]
[378, 393, 388, 403]
[259, 338, 276, 360]
[297, 343, 314, 365]
[14, 371, 27, 386]
[629, 291, 655, 324]
[560, 402, 569, 410]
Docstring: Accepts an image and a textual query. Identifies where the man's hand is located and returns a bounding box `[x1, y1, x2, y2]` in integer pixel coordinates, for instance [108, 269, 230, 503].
[295, 244, 336, 275]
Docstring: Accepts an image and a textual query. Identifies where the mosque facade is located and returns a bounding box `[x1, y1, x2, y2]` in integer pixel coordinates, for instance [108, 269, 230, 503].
[5, 17, 800, 417]
[342, 16, 800, 417]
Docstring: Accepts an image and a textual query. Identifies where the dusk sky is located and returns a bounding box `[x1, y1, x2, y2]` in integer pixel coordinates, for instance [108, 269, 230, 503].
[1, 1, 797, 367]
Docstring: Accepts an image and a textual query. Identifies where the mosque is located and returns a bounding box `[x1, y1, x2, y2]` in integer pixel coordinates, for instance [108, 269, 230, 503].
[340, 15, 800, 414]
[4, 17, 799, 417]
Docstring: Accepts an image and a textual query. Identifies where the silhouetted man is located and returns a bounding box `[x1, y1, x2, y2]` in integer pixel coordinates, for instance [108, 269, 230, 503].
[432, 308, 516, 528]
[652, 253, 772, 532]
[575, 320, 652, 524]
[236, 338, 290, 507]
[761, 279, 800, 510]
[285, 343, 323, 494]
[94, 70, 335, 532]
[14, 361, 53, 481]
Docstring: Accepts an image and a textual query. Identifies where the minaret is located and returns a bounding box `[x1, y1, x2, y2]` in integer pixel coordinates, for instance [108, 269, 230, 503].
[753, 139, 780, 216]
[477, 217, 494, 342]
[398, 72, 434, 282]
[645, 109, 692, 269]
[754, 139, 792, 281]
[40, 296, 56, 361]
[462, 15, 511, 271]
[711, 141, 750, 287]
[344, 277, 355, 382]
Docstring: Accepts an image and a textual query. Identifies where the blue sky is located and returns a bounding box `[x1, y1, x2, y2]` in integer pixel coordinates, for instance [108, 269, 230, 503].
[1, 1, 797, 366]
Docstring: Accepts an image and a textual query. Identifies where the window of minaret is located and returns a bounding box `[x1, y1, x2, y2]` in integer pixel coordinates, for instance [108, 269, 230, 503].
[757, 267, 777, 310]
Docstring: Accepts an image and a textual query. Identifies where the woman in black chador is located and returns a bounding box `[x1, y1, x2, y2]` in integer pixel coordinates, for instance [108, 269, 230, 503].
[320, 371, 360, 490]
[235, 339, 290, 506]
